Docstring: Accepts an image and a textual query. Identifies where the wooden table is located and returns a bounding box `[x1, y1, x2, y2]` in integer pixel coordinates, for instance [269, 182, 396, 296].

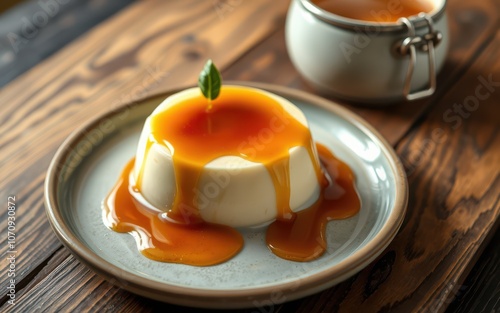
[1, 0, 499, 312]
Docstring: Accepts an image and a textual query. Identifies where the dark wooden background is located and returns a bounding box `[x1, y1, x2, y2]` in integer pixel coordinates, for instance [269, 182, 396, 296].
[0, 0, 498, 312]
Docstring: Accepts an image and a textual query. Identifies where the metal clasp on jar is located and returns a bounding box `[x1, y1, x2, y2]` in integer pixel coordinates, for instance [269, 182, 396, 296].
[395, 13, 443, 101]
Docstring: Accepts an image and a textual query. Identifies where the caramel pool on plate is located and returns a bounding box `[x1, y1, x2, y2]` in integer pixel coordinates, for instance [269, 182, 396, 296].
[103, 86, 361, 266]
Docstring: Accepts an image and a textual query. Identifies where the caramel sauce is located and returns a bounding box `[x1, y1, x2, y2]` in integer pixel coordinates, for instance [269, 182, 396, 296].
[136, 87, 321, 224]
[312, 0, 434, 22]
[266, 143, 360, 261]
[103, 87, 360, 266]
[103, 159, 243, 266]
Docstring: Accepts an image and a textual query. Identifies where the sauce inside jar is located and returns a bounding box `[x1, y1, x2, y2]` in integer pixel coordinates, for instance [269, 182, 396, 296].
[312, 0, 434, 22]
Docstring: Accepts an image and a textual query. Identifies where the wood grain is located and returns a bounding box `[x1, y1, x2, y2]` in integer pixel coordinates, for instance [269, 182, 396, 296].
[1, 0, 499, 312]
[276, 30, 500, 313]
[0, 0, 289, 301]
[0, 0, 135, 87]
[446, 228, 500, 313]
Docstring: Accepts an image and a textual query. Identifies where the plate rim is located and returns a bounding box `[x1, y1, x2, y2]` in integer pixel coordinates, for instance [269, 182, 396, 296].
[44, 82, 408, 308]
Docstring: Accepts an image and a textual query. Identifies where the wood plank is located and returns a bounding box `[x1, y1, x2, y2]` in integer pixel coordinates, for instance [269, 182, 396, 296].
[0, 0, 135, 87]
[445, 228, 500, 313]
[365, 31, 499, 313]
[5, 23, 499, 313]
[279, 30, 500, 313]
[10, 250, 168, 313]
[4, 248, 257, 312]
[0, 0, 494, 311]
[0, 0, 290, 299]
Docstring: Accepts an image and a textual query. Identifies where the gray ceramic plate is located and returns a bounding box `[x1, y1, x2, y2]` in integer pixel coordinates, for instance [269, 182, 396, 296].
[45, 82, 408, 309]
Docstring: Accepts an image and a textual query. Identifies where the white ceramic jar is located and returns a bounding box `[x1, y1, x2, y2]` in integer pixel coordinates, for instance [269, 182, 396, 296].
[286, 0, 449, 103]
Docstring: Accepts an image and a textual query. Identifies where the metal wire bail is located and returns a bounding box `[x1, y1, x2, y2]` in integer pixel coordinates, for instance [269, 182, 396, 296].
[397, 13, 442, 101]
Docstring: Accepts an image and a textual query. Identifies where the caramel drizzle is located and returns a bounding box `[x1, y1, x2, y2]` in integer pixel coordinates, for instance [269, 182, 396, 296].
[103, 87, 360, 265]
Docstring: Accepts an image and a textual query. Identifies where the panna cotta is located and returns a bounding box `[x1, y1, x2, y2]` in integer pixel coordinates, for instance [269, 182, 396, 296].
[103, 62, 360, 266]
[132, 86, 321, 228]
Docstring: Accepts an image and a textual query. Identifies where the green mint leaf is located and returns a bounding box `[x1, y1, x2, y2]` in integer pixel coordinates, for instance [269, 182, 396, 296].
[198, 59, 222, 101]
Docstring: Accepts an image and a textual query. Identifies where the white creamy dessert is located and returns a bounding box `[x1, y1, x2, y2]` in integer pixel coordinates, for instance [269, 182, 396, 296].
[131, 86, 321, 228]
